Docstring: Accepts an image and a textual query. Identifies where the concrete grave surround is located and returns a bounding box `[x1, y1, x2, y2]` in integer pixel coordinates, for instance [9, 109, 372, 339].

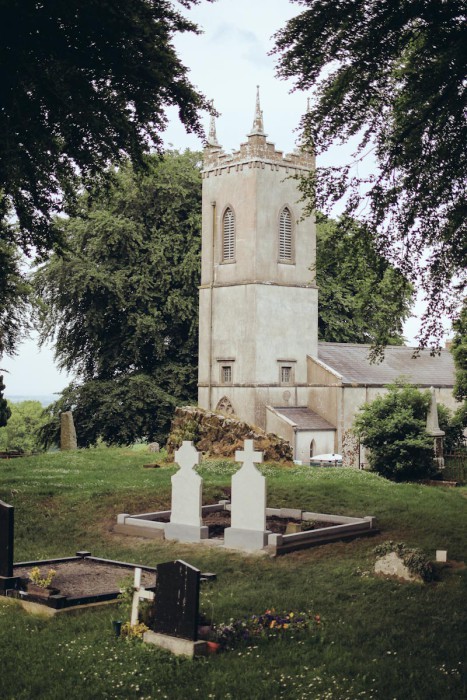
[60, 411, 77, 450]
[224, 439, 270, 551]
[164, 441, 209, 543]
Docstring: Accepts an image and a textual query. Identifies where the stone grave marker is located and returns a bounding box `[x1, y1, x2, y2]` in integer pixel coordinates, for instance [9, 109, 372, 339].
[164, 441, 208, 542]
[224, 439, 269, 551]
[130, 567, 155, 627]
[60, 411, 77, 450]
[0, 500, 14, 578]
[152, 559, 200, 640]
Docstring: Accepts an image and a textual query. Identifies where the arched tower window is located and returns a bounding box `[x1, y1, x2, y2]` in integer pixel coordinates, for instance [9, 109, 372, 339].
[279, 207, 293, 262]
[222, 207, 235, 261]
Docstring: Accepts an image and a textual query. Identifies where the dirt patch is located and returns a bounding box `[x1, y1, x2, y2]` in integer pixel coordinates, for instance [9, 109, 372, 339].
[13, 560, 155, 598]
[202, 512, 333, 538]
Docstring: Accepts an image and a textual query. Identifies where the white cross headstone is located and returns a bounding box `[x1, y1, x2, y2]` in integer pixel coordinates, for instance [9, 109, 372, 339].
[130, 567, 155, 627]
[164, 441, 209, 542]
[224, 439, 269, 552]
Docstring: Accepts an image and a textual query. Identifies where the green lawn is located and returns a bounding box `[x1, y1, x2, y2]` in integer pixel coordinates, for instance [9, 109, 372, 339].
[0, 447, 466, 699]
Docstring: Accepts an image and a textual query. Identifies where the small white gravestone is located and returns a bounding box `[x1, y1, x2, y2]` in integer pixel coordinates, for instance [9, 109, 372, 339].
[130, 567, 155, 627]
[164, 441, 209, 542]
[224, 439, 269, 552]
[436, 550, 447, 563]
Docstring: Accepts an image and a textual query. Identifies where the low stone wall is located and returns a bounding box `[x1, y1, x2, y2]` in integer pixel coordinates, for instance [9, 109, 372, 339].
[166, 406, 293, 462]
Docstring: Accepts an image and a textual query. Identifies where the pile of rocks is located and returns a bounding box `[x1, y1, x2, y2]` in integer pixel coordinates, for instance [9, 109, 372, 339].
[166, 406, 293, 463]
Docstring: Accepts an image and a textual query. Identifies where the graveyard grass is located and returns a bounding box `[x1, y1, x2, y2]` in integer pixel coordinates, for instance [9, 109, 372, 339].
[0, 447, 466, 700]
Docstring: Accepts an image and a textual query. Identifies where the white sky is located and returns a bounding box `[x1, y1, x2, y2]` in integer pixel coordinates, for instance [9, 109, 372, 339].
[1, 0, 451, 397]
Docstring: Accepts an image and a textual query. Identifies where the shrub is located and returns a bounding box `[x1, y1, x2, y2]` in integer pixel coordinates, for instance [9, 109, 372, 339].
[437, 404, 466, 453]
[0, 400, 47, 453]
[353, 382, 436, 481]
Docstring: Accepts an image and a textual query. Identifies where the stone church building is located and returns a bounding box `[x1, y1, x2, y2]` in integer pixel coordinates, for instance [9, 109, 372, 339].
[197, 90, 457, 464]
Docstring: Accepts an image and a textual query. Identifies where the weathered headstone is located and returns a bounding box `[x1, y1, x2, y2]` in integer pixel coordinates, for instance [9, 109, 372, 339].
[0, 500, 14, 578]
[164, 441, 208, 542]
[147, 442, 160, 453]
[224, 439, 269, 551]
[152, 560, 201, 640]
[60, 411, 77, 450]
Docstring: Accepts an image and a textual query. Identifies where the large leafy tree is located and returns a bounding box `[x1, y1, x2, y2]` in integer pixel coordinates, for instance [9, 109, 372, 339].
[451, 299, 467, 404]
[353, 382, 435, 481]
[35, 150, 202, 446]
[0, 400, 46, 453]
[0, 376, 11, 429]
[274, 0, 466, 347]
[0, 0, 209, 260]
[0, 237, 31, 358]
[316, 214, 413, 346]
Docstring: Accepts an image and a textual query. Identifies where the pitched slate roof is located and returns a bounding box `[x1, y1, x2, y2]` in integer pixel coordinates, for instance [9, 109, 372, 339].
[272, 407, 335, 431]
[316, 343, 455, 387]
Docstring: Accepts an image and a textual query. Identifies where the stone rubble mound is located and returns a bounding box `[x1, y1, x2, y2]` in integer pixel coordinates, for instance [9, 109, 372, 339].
[166, 406, 293, 463]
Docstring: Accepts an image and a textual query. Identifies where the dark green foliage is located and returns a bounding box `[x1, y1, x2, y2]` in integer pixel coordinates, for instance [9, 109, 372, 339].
[0, 0, 209, 259]
[0, 237, 31, 357]
[0, 376, 11, 428]
[274, 1, 466, 347]
[374, 541, 434, 582]
[451, 300, 467, 403]
[437, 404, 465, 454]
[0, 400, 46, 453]
[354, 382, 435, 481]
[316, 214, 413, 346]
[34, 150, 202, 447]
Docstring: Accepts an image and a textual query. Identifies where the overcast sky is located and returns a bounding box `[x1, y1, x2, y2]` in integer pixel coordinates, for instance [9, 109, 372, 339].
[2, 0, 447, 397]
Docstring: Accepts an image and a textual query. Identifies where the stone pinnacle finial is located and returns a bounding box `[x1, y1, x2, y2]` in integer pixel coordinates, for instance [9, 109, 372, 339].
[206, 101, 220, 148]
[249, 85, 266, 136]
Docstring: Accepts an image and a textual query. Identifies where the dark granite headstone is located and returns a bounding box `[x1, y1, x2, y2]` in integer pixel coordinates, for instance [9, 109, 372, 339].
[0, 500, 14, 578]
[152, 559, 200, 641]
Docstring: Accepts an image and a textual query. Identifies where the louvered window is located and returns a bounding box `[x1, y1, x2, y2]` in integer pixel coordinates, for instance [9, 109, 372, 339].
[222, 208, 235, 261]
[279, 207, 292, 261]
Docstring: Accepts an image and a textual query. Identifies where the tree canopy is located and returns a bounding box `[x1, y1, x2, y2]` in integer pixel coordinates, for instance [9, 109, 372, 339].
[35, 150, 202, 446]
[0, 237, 31, 358]
[451, 299, 467, 404]
[316, 214, 413, 347]
[0, 400, 46, 453]
[0, 0, 209, 260]
[0, 375, 11, 428]
[274, 0, 466, 347]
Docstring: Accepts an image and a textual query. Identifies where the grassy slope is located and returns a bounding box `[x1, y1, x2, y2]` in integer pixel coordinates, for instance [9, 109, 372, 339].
[0, 448, 466, 700]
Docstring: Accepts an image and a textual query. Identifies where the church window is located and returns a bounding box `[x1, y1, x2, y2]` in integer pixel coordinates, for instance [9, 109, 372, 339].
[279, 207, 293, 261]
[281, 366, 292, 384]
[222, 207, 235, 261]
[221, 365, 232, 384]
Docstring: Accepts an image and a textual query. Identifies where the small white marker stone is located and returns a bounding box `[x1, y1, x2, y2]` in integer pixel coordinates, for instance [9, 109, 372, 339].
[436, 550, 447, 563]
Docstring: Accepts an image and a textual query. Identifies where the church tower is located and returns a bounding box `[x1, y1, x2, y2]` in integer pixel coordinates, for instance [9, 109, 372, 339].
[198, 89, 318, 429]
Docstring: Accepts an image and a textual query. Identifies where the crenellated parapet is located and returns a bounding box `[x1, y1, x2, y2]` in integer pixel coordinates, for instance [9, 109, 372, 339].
[203, 87, 314, 177]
